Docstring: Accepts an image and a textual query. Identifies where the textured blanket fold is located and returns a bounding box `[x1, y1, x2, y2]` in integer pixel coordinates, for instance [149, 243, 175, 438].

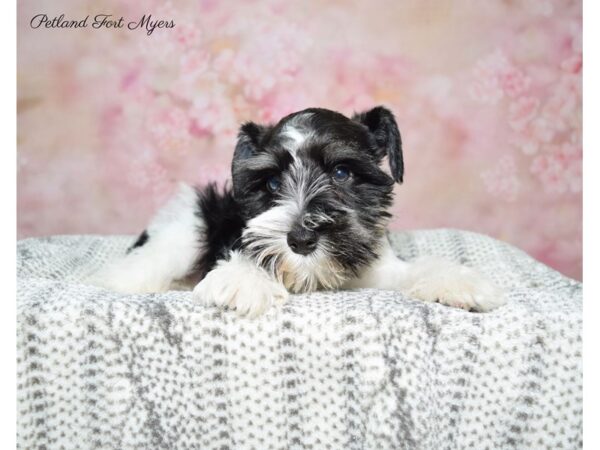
[17, 229, 582, 449]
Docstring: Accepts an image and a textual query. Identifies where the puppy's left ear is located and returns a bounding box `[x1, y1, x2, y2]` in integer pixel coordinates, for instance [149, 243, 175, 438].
[352, 106, 404, 183]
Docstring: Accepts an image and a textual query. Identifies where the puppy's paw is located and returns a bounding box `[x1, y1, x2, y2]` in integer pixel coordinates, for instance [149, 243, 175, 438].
[404, 257, 506, 312]
[193, 252, 289, 318]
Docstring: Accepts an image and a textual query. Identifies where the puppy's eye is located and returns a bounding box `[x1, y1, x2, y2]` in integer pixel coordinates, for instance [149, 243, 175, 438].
[266, 175, 281, 193]
[332, 165, 351, 182]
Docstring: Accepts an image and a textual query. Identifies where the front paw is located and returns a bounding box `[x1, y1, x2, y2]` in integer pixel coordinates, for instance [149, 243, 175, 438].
[192, 252, 289, 318]
[405, 258, 506, 312]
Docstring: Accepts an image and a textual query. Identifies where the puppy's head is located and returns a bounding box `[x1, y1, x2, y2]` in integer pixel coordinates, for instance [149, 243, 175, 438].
[231, 106, 403, 292]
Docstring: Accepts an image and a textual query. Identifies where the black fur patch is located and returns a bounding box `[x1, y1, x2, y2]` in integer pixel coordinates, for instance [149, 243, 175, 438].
[352, 106, 404, 183]
[193, 183, 246, 278]
[127, 230, 149, 253]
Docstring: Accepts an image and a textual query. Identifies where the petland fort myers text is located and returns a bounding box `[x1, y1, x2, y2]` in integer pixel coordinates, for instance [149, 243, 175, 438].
[30, 14, 175, 36]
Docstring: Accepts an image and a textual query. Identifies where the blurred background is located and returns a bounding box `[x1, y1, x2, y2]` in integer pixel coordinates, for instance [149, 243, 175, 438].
[17, 0, 582, 279]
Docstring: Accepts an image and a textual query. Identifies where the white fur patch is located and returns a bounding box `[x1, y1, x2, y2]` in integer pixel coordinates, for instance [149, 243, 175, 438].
[347, 239, 505, 312]
[280, 115, 314, 156]
[344, 239, 410, 290]
[89, 183, 202, 293]
[281, 126, 306, 153]
[282, 243, 346, 292]
[192, 251, 289, 318]
[399, 256, 506, 312]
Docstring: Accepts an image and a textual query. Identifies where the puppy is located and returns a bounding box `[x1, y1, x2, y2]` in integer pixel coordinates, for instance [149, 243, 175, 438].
[92, 106, 505, 317]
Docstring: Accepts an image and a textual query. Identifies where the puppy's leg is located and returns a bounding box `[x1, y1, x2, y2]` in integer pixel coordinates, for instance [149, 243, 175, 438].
[346, 240, 505, 312]
[192, 251, 288, 318]
[89, 183, 203, 293]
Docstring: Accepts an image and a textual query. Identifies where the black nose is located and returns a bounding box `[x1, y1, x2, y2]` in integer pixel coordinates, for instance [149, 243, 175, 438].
[287, 228, 318, 255]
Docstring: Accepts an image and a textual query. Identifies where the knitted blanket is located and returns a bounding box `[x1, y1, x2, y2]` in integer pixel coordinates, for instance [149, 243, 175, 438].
[17, 230, 582, 449]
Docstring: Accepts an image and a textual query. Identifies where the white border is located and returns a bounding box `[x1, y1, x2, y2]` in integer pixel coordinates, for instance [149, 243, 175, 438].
[2, 0, 17, 446]
[583, 0, 597, 448]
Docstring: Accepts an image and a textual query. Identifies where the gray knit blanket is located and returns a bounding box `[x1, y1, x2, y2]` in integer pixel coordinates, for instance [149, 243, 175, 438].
[17, 229, 582, 449]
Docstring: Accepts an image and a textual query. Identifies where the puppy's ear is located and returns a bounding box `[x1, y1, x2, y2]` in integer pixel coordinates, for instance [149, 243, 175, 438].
[352, 106, 404, 183]
[233, 122, 268, 161]
[232, 122, 271, 198]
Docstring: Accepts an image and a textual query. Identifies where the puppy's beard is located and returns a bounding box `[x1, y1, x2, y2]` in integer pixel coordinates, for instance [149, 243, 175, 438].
[242, 203, 346, 293]
[280, 245, 346, 293]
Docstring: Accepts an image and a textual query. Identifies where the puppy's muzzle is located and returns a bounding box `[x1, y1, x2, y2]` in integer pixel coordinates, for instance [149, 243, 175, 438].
[287, 226, 318, 255]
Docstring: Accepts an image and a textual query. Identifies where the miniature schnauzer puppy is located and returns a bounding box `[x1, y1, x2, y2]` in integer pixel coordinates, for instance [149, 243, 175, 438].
[92, 106, 505, 317]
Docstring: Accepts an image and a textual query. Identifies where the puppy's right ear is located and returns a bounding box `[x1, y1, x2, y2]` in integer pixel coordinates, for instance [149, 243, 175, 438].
[233, 122, 268, 162]
[232, 122, 270, 198]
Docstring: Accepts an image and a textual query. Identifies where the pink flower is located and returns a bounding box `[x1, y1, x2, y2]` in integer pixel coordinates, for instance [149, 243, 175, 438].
[469, 50, 510, 104]
[213, 20, 310, 102]
[148, 107, 193, 157]
[189, 90, 238, 136]
[480, 155, 520, 202]
[511, 133, 540, 155]
[469, 76, 504, 105]
[478, 49, 511, 74]
[499, 67, 531, 98]
[530, 117, 556, 143]
[542, 74, 580, 131]
[530, 143, 582, 194]
[180, 50, 210, 76]
[126, 156, 174, 205]
[469, 50, 532, 104]
[508, 97, 539, 131]
[174, 25, 203, 48]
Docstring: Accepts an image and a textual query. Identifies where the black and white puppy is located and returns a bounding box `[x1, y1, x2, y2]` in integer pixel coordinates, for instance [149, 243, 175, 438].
[92, 106, 505, 317]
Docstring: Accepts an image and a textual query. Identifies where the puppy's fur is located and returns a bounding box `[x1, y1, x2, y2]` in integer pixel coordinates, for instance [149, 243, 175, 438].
[91, 106, 505, 317]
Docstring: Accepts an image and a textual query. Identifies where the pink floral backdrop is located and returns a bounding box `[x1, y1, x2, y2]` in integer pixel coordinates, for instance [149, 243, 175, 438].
[17, 0, 582, 279]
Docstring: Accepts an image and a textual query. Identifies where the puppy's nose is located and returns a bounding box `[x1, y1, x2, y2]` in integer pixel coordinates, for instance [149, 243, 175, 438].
[287, 228, 318, 255]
